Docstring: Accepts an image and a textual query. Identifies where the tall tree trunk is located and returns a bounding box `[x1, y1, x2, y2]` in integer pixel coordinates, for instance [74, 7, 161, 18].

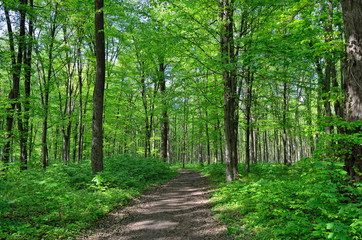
[183, 97, 188, 168]
[198, 108, 204, 166]
[283, 81, 288, 165]
[62, 123, 71, 164]
[38, 3, 58, 168]
[218, 119, 224, 164]
[2, 1, 26, 168]
[213, 124, 219, 164]
[53, 127, 59, 161]
[22, 0, 33, 168]
[315, 58, 324, 144]
[220, 0, 238, 182]
[140, 70, 151, 158]
[159, 59, 168, 160]
[205, 109, 211, 165]
[307, 79, 315, 156]
[245, 71, 253, 172]
[92, 0, 105, 173]
[340, 0, 362, 181]
[263, 131, 268, 162]
[18, 0, 30, 170]
[29, 122, 36, 161]
[322, 0, 334, 135]
[73, 123, 78, 163]
[77, 39, 84, 163]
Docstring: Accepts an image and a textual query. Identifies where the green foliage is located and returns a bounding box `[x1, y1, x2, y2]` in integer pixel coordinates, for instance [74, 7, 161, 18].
[188, 161, 361, 240]
[0, 155, 176, 239]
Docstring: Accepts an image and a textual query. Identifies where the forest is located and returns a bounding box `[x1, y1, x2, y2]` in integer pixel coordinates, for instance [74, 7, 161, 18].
[0, 0, 361, 239]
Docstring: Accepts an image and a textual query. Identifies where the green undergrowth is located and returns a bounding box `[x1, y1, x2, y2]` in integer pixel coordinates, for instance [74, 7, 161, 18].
[182, 160, 361, 239]
[0, 155, 176, 240]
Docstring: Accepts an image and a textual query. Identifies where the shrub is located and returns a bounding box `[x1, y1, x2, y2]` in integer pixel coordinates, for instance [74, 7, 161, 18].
[190, 161, 362, 240]
[0, 155, 176, 239]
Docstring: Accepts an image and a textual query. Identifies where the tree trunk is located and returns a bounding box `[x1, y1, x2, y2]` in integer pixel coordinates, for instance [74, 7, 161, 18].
[219, 0, 238, 182]
[322, 0, 334, 135]
[198, 108, 204, 166]
[21, 0, 33, 169]
[264, 131, 268, 162]
[77, 39, 84, 163]
[245, 70, 253, 172]
[53, 127, 59, 161]
[2, 2, 26, 168]
[283, 81, 288, 165]
[38, 3, 58, 168]
[218, 119, 224, 164]
[17, 0, 29, 170]
[159, 59, 168, 160]
[62, 123, 71, 164]
[340, 0, 362, 181]
[205, 109, 211, 165]
[92, 0, 105, 173]
[140, 70, 151, 158]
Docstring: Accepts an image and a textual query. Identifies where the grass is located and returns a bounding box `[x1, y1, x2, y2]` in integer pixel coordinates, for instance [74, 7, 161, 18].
[179, 160, 362, 240]
[0, 155, 177, 239]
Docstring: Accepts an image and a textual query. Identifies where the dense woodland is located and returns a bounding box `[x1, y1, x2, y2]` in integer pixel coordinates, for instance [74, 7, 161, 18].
[0, 0, 361, 239]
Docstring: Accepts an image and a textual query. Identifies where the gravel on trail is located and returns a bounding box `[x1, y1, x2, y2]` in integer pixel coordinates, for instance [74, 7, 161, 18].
[79, 169, 228, 240]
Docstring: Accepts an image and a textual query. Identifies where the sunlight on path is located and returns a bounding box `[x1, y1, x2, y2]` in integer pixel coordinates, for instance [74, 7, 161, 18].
[80, 170, 227, 240]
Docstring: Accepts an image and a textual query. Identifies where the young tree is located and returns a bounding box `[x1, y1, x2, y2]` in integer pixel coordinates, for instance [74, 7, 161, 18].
[36, 2, 59, 168]
[91, 0, 105, 173]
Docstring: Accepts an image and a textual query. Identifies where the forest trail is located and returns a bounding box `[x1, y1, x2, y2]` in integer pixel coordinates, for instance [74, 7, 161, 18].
[80, 169, 227, 240]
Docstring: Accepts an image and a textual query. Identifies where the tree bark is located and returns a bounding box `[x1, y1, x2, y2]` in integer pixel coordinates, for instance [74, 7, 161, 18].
[283, 81, 288, 165]
[205, 109, 211, 165]
[17, 0, 28, 170]
[340, 0, 362, 182]
[159, 59, 168, 160]
[245, 70, 253, 173]
[92, 0, 105, 173]
[219, 0, 238, 182]
[322, 0, 334, 135]
[21, 0, 33, 170]
[38, 3, 58, 168]
[2, 1, 27, 168]
[198, 108, 204, 166]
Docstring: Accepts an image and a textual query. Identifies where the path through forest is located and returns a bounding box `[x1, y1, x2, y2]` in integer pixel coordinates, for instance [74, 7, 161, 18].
[80, 169, 227, 240]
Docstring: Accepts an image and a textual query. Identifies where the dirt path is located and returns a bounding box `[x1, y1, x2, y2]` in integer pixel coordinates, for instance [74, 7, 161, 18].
[80, 169, 227, 240]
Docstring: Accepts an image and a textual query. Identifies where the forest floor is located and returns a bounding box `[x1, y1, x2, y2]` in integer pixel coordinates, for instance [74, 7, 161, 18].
[79, 169, 227, 240]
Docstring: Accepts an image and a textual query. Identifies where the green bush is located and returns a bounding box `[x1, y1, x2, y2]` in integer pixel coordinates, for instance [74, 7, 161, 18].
[189, 160, 361, 240]
[0, 155, 176, 239]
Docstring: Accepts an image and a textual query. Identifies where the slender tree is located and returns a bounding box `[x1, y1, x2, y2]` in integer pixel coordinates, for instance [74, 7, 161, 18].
[2, 0, 27, 168]
[22, 0, 34, 170]
[159, 57, 168, 161]
[219, 0, 238, 182]
[91, 0, 105, 173]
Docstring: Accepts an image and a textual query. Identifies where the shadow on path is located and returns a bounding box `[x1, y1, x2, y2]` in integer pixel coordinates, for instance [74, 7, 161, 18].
[79, 169, 227, 240]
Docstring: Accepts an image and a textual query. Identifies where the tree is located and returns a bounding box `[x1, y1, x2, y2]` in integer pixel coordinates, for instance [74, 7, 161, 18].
[159, 57, 169, 161]
[36, 2, 59, 168]
[2, 0, 27, 169]
[340, 0, 362, 182]
[219, 0, 239, 182]
[22, 0, 34, 170]
[91, 0, 105, 173]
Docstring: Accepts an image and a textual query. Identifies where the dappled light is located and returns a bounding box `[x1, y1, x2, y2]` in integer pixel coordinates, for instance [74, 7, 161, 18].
[80, 170, 226, 240]
[1, 0, 361, 239]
